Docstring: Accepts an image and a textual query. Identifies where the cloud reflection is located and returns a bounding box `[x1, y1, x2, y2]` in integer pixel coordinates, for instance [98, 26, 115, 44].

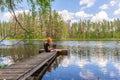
[60, 57, 70, 67]
[75, 60, 88, 68]
[42, 41, 120, 80]
[0, 56, 14, 66]
[114, 63, 120, 75]
[110, 71, 115, 78]
[79, 70, 96, 80]
[59, 49, 120, 79]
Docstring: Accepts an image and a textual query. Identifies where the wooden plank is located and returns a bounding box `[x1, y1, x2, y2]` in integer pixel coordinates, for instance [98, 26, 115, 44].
[0, 75, 18, 80]
[0, 49, 68, 80]
[17, 52, 57, 80]
[0, 68, 27, 71]
[7, 65, 33, 69]
[36, 52, 57, 80]
[57, 49, 68, 55]
[0, 52, 56, 80]
[0, 70, 25, 74]
[0, 69, 30, 80]
[39, 49, 68, 55]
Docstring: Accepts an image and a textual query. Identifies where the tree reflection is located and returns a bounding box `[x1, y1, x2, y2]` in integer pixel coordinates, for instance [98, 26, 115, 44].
[69, 44, 120, 63]
[0, 45, 42, 65]
[40, 41, 120, 80]
[0, 41, 120, 79]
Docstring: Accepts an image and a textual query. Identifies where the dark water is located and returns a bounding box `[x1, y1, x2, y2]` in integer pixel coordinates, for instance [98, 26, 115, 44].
[0, 40, 120, 80]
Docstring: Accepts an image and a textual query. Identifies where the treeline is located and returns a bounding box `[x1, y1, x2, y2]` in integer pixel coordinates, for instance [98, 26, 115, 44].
[70, 19, 120, 40]
[0, 11, 120, 40]
[0, 11, 66, 39]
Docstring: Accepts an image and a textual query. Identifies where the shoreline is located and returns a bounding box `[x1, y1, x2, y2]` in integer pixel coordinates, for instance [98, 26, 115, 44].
[0, 38, 120, 41]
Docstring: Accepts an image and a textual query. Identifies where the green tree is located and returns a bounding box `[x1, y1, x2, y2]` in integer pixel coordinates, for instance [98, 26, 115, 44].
[0, 0, 54, 40]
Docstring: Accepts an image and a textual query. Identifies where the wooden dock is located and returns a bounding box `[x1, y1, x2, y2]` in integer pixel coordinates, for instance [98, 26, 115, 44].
[0, 49, 68, 80]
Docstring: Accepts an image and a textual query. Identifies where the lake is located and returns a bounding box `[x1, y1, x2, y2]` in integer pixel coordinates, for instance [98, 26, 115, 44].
[0, 40, 120, 80]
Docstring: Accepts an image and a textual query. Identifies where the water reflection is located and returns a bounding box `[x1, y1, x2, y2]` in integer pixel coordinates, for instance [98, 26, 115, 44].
[0, 41, 43, 67]
[0, 56, 14, 66]
[42, 41, 120, 80]
[0, 41, 120, 79]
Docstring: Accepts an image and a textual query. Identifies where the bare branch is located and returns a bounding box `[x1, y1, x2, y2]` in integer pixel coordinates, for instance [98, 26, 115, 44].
[0, 0, 29, 43]
[9, 0, 29, 33]
[0, 0, 2, 4]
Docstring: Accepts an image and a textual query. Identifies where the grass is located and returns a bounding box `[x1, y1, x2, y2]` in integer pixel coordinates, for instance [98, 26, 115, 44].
[1, 38, 120, 41]
[0, 64, 7, 69]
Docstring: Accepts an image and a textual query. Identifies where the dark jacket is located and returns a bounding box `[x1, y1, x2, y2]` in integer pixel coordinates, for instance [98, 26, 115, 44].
[44, 42, 50, 52]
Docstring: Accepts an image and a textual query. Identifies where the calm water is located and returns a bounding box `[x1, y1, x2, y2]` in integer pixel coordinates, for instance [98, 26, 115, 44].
[0, 40, 120, 80]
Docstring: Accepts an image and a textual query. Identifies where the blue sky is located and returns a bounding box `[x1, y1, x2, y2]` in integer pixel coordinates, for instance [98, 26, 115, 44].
[0, 0, 120, 22]
[51, 0, 120, 22]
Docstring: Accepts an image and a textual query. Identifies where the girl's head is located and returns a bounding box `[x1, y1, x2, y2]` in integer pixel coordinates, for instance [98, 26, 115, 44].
[47, 37, 52, 43]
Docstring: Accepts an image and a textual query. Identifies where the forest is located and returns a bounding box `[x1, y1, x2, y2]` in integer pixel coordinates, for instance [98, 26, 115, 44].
[0, 0, 120, 40]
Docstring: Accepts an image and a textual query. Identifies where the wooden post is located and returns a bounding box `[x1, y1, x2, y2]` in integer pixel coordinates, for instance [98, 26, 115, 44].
[39, 49, 68, 56]
[57, 49, 68, 55]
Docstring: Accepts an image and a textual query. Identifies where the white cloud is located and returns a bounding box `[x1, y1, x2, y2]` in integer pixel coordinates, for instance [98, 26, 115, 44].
[58, 10, 93, 23]
[110, 1, 116, 6]
[0, 56, 14, 65]
[71, 19, 79, 23]
[80, 70, 96, 79]
[80, 0, 96, 10]
[14, 10, 30, 16]
[75, 60, 88, 68]
[110, 72, 115, 78]
[2, 10, 30, 22]
[58, 10, 115, 23]
[75, 11, 93, 19]
[59, 54, 78, 67]
[99, 0, 117, 10]
[91, 11, 114, 22]
[114, 63, 120, 75]
[114, 8, 120, 15]
[119, 3, 120, 7]
[99, 4, 108, 10]
[99, 0, 119, 14]
[3, 12, 11, 22]
[58, 10, 74, 21]
[60, 57, 70, 67]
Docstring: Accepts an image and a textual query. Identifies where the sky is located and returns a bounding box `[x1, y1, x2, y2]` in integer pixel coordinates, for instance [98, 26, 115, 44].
[0, 0, 120, 22]
[51, 0, 120, 22]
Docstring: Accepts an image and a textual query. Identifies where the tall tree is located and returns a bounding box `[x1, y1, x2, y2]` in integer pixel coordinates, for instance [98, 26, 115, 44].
[0, 0, 54, 41]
